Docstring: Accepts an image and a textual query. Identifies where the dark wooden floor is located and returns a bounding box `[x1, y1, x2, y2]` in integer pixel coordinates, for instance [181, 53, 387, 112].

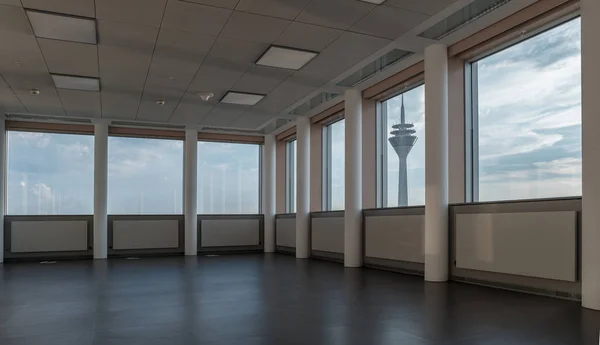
[0, 254, 598, 345]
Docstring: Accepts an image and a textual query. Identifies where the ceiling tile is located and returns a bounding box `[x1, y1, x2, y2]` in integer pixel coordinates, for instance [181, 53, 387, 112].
[275, 22, 342, 52]
[0, 1, 22, 6]
[58, 89, 101, 118]
[295, 0, 374, 30]
[229, 110, 272, 129]
[38, 39, 99, 77]
[235, 0, 311, 20]
[255, 76, 316, 113]
[136, 88, 182, 122]
[97, 20, 158, 51]
[144, 29, 215, 91]
[221, 11, 289, 43]
[96, 0, 167, 27]
[181, 0, 238, 9]
[385, 0, 458, 16]
[301, 31, 390, 80]
[170, 94, 213, 124]
[351, 5, 429, 39]
[6, 74, 65, 116]
[100, 91, 141, 119]
[21, 0, 95, 17]
[200, 103, 246, 127]
[189, 55, 252, 98]
[0, 74, 26, 114]
[209, 36, 268, 64]
[161, 0, 231, 35]
[233, 65, 292, 95]
[0, 5, 33, 34]
[98, 21, 158, 119]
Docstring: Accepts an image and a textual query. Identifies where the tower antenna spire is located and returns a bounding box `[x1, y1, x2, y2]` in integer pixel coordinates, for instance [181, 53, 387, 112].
[388, 95, 417, 206]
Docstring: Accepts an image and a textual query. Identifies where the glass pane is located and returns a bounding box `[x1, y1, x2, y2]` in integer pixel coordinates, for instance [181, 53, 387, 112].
[7, 131, 94, 215]
[330, 120, 345, 211]
[197, 142, 260, 214]
[108, 137, 183, 214]
[476, 18, 581, 201]
[384, 85, 426, 207]
[287, 140, 297, 213]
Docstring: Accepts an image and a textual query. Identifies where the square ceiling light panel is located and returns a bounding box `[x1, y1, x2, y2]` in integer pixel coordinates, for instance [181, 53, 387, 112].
[360, 0, 386, 4]
[26, 10, 97, 44]
[256, 46, 318, 70]
[52, 74, 100, 92]
[221, 91, 265, 106]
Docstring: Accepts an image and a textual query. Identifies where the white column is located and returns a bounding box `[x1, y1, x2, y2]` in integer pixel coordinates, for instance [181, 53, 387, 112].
[581, 0, 600, 310]
[184, 128, 198, 256]
[424, 44, 449, 282]
[263, 135, 276, 253]
[93, 120, 108, 259]
[344, 89, 363, 267]
[296, 116, 311, 258]
[0, 118, 5, 263]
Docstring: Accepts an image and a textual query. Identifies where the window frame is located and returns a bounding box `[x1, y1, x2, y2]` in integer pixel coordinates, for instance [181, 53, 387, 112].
[376, 81, 425, 209]
[465, 13, 582, 203]
[107, 134, 185, 215]
[321, 116, 344, 211]
[196, 140, 263, 215]
[5, 128, 95, 215]
[285, 139, 296, 213]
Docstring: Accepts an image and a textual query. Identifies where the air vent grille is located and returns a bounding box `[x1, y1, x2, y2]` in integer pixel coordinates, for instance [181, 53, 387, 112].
[418, 0, 513, 40]
[337, 49, 413, 87]
[111, 121, 186, 130]
[6, 113, 92, 124]
[202, 127, 263, 136]
[289, 92, 339, 116]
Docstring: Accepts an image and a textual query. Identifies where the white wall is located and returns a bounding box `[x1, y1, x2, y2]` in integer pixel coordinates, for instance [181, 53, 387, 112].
[11, 220, 88, 253]
[365, 215, 424, 263]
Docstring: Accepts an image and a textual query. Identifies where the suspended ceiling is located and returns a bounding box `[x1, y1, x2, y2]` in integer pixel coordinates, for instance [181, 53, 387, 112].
[0, 0, 534, 133]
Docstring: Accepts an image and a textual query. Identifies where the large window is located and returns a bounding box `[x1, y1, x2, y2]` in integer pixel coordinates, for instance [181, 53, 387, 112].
[286, 140, 297, 213]
[470, 17, 581, 202]
[108, 136, 183, 214]
[7, 131, 94, 215]
[379, 85, 425, 207]
[197, 142, 260, 214]
[323, 119, 345, 211]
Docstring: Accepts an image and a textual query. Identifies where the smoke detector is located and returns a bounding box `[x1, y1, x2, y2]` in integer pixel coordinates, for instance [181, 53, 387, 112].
[196, 92, 214, 101]
[156, 100, 165, 105]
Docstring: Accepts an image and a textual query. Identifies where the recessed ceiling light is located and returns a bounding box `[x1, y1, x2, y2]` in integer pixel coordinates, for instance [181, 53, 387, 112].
[30, 89, 40, 95]
[156, 100, 165, 105]
[360, 0, 386, 4]
[256, 45, 318, 70]
[26, 10, 97, 44]
[51, 74, 100, 92]
[221, 91, 265, 106]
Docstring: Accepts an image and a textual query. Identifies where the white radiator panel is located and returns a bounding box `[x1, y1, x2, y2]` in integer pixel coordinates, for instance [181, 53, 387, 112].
[11, 220, 88, 253]
[311, 217, 344, 253]
[201, 219, 260, 247]
[276, 218, 296, 247]
[365, 215, 424, 263]
[112, 220, 179, 250]
[456, 211, 577, 282]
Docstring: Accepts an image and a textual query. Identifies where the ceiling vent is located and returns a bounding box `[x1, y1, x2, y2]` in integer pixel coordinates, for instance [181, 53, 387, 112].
[337, 49, 413, 87]
[289, 92, 339, 116]
[6, 113, 92, 124]
[418, 0, 513, 40]
[260, 118, 293, 134]
[201, 127, 264, 136]
[110, 121, 186, 130]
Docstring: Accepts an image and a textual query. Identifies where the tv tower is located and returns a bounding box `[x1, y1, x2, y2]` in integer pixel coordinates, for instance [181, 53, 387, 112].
[388, 95, 418, 206]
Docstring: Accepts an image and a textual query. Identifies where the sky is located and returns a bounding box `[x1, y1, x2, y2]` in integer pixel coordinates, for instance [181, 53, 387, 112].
[5, 18, 582, 214]
[6, 134, 260, 215]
